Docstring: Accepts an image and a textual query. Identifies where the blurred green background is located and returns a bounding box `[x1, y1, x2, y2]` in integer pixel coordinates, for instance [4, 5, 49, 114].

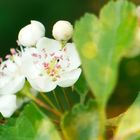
[0, 0, 140, 117]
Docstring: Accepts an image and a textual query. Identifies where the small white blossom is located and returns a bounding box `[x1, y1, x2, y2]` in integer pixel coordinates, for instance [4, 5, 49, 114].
[21, 37, 81, 92]
[0, 53, 25, 95]
[0, 49, 25, 117]
[52, 20, 73, 41]
[18, 20, 45, 47]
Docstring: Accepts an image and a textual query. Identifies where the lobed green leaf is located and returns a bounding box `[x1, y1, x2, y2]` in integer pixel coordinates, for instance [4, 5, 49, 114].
[114, 93, 140, 140]
[0, 103, 61, 140]
[74, 0, 137, 107]
[61, 100, 102, 140]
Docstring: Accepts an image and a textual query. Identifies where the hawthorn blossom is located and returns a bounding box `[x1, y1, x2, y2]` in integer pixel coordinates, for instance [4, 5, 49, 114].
[0, 49, 25, 117]
[21, 37, 81, 92]
[52, 20, 73, 41]
[0, 50, 25, 94]
[18, 20, 45, 47]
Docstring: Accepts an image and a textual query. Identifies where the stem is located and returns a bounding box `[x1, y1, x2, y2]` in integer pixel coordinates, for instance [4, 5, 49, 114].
[98, 105, 106, 140]
[53, 90, 64, 112]
[106, 113, 123, 127]
[40, 92, 59, 111]
[0, 118, 6, 124]
[62, 88, 71, 109]
[24, 90, 62, 117]
[51, 119, 60, 125]
[71, 86, 74, 92]
[80, 95, 86, 104]
[61, 40, 67, 48]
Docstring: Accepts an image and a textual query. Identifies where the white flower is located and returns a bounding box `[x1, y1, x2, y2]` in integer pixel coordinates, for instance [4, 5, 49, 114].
[21, 37, 81, 92]
[52, 20, 73, 41]
[0, 50, 25, 117]
[0, 95, 17, 118]
[0, 57, 25, 95]
[18, 20, 45, 47]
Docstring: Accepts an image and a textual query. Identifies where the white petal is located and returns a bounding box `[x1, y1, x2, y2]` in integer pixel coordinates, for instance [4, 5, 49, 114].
[0, 95, 17, 118]
[36, 37, 61, 52]
[22, 59, 41, 79]
[21, 48, 41, 78]
[13, 55, 22, 66]
[16, 97, 29, 109]
[18, 20, 45, 47]
[27, 76, 57, 92]
[0, 58, 25, 95]
[1, 60, 17, 74]
[0, 76, 25, 95]
[58, 68, 81, 87]
[0, 76, 11, 88]
[63, 43, 81, 70]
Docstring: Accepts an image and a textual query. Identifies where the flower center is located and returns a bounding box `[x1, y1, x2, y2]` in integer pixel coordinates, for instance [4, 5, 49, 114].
[31, 48, 72, 82]
[32, 50, 64, 81]
[43, 57, 62, 81]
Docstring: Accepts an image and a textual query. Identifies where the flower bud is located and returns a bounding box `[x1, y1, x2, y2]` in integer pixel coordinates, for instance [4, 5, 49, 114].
[52, 20, 73, 41]
[18, 20, 45, 47]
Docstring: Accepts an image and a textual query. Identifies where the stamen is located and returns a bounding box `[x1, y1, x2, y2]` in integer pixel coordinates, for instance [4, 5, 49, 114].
[2, 64, 7, 70]
[38, 54, 41, 59]
[0, 58, 3, 63]
[60, 55, 63, 60]
[64, 48, 67, 52]
[54, 56, 59, 60]
[50, 52, 55, 56]
[10, 48, 16, 55]
[52, 77, 57, 81]
[44, 54, 48, 58]
[43, 63, 49, 69]
[32, 53, 38, 57]
[5, 54, 11, 59]
[56, 75, 60, 78]
[56, 64, 61, 69]
[41, 48, 46, 52]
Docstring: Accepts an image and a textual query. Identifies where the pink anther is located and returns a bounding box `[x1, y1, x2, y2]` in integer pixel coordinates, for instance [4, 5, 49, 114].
[5, 54, 11, 59]
[10, 48, 16, 55]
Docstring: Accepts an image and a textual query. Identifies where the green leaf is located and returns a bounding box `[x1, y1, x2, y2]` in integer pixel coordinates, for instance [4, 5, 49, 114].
[0, 103, 61, 140]
[114, 93, 140, 140]
[61, 100, 102, 140]
[74, 73, 89, 97]
[73, 0, 137, 106]
[126, 134, 140, 140]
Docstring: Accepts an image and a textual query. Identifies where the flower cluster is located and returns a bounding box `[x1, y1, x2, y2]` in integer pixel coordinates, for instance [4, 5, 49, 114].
[0, 20, 81, 117]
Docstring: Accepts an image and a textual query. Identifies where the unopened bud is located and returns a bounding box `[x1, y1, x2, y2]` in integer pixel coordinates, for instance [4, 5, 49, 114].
[52, 20, 73, 41]
[18, 20, 45, 47]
